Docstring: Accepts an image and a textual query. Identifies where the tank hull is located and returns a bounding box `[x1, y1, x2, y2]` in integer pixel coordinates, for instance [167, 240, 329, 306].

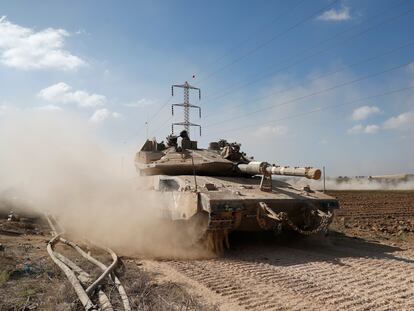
[146, 174, 339, 251]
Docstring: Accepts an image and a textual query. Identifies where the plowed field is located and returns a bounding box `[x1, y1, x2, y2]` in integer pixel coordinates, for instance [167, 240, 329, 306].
[149, 190, 414, 310]
[328, 190, 414, 237]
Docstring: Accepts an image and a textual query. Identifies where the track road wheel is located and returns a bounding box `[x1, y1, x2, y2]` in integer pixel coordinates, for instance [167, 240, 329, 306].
[206, 230, 229, 254]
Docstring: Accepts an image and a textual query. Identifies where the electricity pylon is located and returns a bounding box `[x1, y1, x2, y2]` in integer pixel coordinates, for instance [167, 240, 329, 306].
[171, 81, 201, 137]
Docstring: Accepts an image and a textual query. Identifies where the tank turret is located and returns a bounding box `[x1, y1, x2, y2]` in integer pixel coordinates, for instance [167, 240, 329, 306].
[136, 138, 321, 182]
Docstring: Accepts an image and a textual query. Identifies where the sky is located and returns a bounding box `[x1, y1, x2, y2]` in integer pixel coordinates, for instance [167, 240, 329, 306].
[0, 0, 413, 176]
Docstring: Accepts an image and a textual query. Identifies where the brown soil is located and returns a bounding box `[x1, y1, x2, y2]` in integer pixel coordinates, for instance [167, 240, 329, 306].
[0, 219, 213, 311]
[0, 222, 82, 311]
[1, 190, 414, 310]
[328, 190, 414, 245]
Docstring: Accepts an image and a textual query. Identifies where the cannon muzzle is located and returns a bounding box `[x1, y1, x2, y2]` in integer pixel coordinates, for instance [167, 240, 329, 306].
[237, 162, 321, 180]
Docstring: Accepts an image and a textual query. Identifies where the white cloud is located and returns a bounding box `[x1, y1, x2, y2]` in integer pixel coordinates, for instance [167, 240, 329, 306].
[383, 111, 414, 130]
[364, 124, 380, 134]
[256, 125, 288, 136]
[90, 108, 121, 123]
[38, 82, 106, 108]
[317, 7, 351, 22]
[124, 98, 153, 108]
[348, 124, 379, 134]
[352, 105, 381, 121]
[0, 16, 85, 70]
[347, 124, 363, 134]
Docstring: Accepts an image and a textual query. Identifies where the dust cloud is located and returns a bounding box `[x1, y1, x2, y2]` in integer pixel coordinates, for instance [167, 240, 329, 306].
[287, 177, 414, 191]
[0, 111, 209, 258]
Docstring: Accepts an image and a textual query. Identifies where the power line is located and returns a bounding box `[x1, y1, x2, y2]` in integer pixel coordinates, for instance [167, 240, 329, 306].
[150, 116, 173, 137]
[203, 0, 411, 107]
[193, 0, 306, 79]
[126, 95, 173, 141]
[204, 59, 414, 128]
[147, 2, 307, 137]
[141, 40, 413, 139]
[140, 2, 307, 138]
[150, 96, 173, 121]
[125, 1, 412, 141]
[203, 39, 414, 121]
[198, 0, 341, 83]
[208, 85, 414, 135]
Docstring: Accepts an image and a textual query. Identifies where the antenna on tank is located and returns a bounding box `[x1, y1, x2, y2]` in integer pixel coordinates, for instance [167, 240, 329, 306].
[171, 81, 202, 137]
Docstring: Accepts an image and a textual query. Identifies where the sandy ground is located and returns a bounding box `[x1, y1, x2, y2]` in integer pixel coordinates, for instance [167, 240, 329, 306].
[1, 190, 414, 310]
[159, 233, 414, 310]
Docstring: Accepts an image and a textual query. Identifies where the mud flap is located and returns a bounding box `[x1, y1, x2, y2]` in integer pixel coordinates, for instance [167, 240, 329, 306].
[206, 230, 230, 254]
[170, 192, 199, 220]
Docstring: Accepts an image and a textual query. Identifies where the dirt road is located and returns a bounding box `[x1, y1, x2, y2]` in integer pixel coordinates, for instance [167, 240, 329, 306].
[143, 234, 414, 311]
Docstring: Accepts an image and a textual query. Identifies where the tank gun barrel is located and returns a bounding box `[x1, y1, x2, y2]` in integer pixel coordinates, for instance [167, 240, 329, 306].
[268, 166, 321, 180]
[237, 162, 321, 180]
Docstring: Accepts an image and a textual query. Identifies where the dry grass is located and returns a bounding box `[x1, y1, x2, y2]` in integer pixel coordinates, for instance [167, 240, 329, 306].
[0, 221, 83, 311]
[1, 227, 213, 311]
[123, 262, 215, 311]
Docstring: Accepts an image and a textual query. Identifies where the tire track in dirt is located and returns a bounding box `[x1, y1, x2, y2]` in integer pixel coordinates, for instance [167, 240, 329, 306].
[165, 242, 414, 310]
[141, 259, 244, 311]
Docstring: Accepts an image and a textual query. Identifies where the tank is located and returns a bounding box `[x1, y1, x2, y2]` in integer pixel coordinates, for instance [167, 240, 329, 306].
[135, 136, 339, 252]
[135, 82, 339, 252]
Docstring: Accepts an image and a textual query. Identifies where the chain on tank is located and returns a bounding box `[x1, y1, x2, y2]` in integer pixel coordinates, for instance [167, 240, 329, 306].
[258, 202, 333, 235]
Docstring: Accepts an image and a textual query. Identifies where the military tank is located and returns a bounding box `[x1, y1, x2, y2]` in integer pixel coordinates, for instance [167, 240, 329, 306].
[135, 82, 339, 252]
